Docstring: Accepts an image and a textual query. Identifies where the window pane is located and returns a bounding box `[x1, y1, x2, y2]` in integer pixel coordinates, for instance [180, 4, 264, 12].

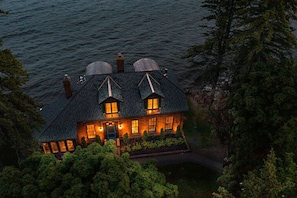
[67, 140, 75, 151]
[105, 103, 111, 113]
[153, 98, 158, 109]
[111, 102, 118, 113]
[132, 120, 139, 134]
[59, 141, 67, 152]
[87, 124, 95, 139]
[147, 99, 152, 109]
[148, 117, 156, 132]
[43, 143, 51, 154]
[165, 116, 173, 130]
[50, 142, 59, 153]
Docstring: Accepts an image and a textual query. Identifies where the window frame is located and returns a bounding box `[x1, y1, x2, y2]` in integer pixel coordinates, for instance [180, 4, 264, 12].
[148, 117, 157, 133]
[165, 116, 174, 130]
[87, 124, 96, 139]
[66, 140, 75, 151]
[105, 102, 119, 118]
[58, 141, 67, 153]
[50, 142, 59, 153]
[131, 119, 139, 134]
[43, 143, 51, 154]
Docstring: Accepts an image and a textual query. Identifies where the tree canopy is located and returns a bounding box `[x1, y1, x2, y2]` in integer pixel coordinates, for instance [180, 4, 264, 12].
[0, 141, 178, 198]
[0, 40, 44, 163]
[186, 0, 297, 196]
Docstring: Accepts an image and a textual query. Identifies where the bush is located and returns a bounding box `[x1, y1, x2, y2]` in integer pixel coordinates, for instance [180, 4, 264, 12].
[123, 132, 129, 144]
[81, 137, 87, 148]
[160, 128, 165, 140]
[131, 143, 142, 151]
[95, 135, 102, 145]
[175, 125, 181, 138]
[143, 130, 148, 141]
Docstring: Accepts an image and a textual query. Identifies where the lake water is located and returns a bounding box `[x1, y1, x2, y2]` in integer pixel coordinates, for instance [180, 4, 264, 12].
[1, 0, 208, 104]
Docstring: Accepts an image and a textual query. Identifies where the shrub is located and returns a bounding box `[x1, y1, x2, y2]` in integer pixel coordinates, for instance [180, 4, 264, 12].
[131, 143, 142, 151]
[175, 125, 181, 137]
[165, 138, 174, 146]
[123, 132, 129, 144]
[160, 128, 165, 140]
[95, 135, 102, 145]
[143, 130, 148, 141]
[81, 137, 87, 148]
[156, 140, 165, 147]
[141, 141, 149, 149]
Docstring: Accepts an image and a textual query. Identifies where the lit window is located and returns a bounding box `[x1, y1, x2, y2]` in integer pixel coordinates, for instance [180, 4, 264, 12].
[105, 102, 119, 118]
[132, 120, 139, 134]
[87, 124, 96, 139]
[147, 98, 159, 114]
[147, 98, 159, 109]
[165, 116, 174, 130]
[67, 140, 75, 151]
[50, 142, 59, 153]
[43, 143, 51, 154]
[59, 141, 67, 153]
[148, 117, 157, 132]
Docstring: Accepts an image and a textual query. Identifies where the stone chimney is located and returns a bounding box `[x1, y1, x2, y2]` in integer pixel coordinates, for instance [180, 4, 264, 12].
[116, 53, 124, 73]
[63, 74, 73, 98]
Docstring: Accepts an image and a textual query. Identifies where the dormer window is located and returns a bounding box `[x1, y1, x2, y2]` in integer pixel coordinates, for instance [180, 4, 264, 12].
[147, 98, 160, 114]
[105, 102, 119, 118]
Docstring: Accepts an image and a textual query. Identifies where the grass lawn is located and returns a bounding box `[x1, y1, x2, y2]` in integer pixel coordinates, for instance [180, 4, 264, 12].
[158, 162, 220, 198]
[183, 97, 215, 150]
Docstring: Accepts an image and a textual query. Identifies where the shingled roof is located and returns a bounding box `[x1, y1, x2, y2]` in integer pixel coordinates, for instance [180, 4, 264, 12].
[38, 70, 188, 142]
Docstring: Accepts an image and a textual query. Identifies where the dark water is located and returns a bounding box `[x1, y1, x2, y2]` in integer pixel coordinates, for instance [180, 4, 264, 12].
[1, 0, 207, 104]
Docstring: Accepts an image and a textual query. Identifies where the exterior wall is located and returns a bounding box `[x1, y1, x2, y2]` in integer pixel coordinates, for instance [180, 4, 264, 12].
[76, 112, 184, 143]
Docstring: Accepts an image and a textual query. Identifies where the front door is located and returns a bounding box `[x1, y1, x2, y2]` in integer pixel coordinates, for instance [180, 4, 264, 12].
[106, 123, 117, 139]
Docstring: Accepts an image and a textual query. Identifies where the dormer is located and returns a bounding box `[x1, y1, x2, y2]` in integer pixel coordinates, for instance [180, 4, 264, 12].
[98, 76, 122, 118]
[138, 73, 164, 114]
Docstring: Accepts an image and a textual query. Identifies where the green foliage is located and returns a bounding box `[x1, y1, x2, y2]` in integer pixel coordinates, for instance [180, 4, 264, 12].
[212, 187, 235, 198]
[0, 142, 178, 197]
[184, 0, 235, 87]
[215, 150, 297, 197]
[120, 138, 185, 154]
[95, 135, 102, 145]
[0, 41, 44, 162]
[143, 130, 148, 141]
[160, 128, 165, 140]
[131, 142, 142, 151]
[123, 132, 129, 144]
[81, 136, 87, 148]
[175, 125, 181, 138]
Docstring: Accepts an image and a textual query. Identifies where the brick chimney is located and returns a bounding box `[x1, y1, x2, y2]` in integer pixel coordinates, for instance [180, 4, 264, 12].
[63, 74, 73, 98]
[116, 53, 124, 73]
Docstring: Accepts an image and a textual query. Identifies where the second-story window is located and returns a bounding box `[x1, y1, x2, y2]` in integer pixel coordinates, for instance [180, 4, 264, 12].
[147, 98, 159, 114]
[105, 102, 119, 118]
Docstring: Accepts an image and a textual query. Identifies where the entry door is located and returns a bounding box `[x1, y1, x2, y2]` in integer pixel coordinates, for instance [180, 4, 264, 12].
[106, 124, 117, 139]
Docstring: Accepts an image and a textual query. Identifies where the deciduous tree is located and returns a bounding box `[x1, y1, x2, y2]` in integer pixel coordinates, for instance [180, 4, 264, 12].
[0, 141, 178, 197]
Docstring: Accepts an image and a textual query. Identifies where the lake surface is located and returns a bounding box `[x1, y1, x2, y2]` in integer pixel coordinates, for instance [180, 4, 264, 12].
[1, 0, 208, 104]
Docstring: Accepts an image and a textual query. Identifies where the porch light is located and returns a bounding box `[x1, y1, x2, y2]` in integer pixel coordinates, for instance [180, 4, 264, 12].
[119, 123, 123, 130]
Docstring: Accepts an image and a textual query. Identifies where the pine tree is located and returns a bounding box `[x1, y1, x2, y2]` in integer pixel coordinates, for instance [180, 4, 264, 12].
[184, 0, 235, 87]
[0, 40, 44, 163]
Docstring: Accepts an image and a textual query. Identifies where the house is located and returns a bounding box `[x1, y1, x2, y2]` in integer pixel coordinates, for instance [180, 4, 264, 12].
[38, 54, 188, 154]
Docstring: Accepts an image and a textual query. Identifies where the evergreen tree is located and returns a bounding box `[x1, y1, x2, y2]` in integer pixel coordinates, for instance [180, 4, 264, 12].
[187, 0, 297, 196]
[223, 0, 297, 194]
[0, 40, 44, 162]
[184, 0, 235, 87]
